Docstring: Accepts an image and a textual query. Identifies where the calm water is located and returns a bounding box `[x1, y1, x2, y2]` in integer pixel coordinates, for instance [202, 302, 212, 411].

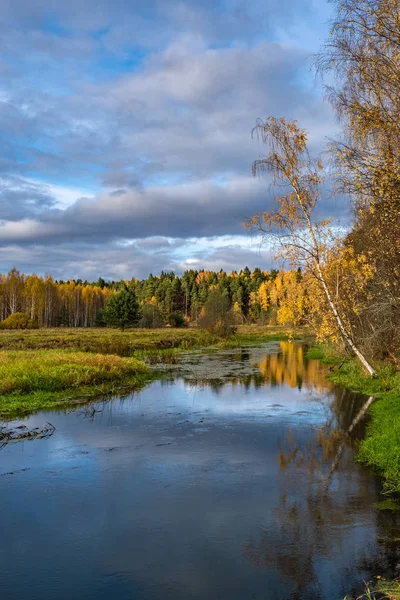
[0, 342, 399, 600]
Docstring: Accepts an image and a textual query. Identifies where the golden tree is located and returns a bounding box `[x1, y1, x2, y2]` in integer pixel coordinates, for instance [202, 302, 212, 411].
[318, 0, 400, 361]
[247, 116, 376, 376]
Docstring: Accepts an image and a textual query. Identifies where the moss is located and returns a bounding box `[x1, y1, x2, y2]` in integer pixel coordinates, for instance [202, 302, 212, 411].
[374, 498, 400, 512]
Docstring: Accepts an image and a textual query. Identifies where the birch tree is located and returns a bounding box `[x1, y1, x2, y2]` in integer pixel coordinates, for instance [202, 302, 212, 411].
[317, 0, 400, 363]
[248, 116, 376, 376]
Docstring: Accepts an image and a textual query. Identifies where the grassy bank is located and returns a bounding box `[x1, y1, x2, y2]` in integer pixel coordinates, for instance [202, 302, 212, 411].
[0, 325, 305, 418]
[308, 346, 400, 494]
[0, 350, 152, 418]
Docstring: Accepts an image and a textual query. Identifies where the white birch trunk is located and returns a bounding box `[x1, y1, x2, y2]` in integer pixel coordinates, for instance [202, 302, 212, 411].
[316, 263, 376, 377]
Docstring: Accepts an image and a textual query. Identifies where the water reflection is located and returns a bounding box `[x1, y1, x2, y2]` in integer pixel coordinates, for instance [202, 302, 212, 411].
[241, 345, 400, 599]
[258, 341, 332, 392]
[0, 342, 399, 600]
[176, 341, 333, 393]
[245, 433, 400, 600]
[243, 483, 400, 600]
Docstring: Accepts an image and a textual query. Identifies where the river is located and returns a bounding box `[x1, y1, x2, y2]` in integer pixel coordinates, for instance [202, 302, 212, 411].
[0, 341, 399, 599]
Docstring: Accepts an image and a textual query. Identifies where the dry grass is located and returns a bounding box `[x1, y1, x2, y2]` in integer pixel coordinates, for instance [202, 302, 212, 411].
[0, 325, 308, 355]
[0, 327, 207, 354]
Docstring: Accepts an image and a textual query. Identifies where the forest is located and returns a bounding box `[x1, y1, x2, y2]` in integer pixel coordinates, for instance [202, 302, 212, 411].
[0, 265, 283, 328]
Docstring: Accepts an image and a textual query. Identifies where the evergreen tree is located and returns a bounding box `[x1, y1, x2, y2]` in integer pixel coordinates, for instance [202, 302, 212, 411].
[102, 286, 139, 331]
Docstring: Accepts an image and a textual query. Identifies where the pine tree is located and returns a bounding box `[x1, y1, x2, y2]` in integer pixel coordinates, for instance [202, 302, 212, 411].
[102, 287, 139, 331]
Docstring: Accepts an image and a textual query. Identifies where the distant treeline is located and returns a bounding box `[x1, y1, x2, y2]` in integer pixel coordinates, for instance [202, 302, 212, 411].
[0, 266, 302, 328]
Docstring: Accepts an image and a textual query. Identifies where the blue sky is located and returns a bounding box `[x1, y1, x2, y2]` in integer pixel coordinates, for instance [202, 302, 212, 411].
[0, 0, 340, 280]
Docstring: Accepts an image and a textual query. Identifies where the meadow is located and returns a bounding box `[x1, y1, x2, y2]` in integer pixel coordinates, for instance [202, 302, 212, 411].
[0, 324, 302, 354]
[0, 350, 151, 417]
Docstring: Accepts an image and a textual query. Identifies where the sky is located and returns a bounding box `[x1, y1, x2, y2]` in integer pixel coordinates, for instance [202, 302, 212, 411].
[0, 0, 342, 281]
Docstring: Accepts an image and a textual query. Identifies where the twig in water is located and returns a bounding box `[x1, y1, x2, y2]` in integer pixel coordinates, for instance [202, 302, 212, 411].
[0, 422, 56, 450]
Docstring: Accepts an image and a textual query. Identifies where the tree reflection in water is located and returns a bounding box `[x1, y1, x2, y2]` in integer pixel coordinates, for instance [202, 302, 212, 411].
[244, 444, 400, 599]
[258, 341, 332, 392]
[178, 341, 333, 392]
[174, 341, 400, 598]
[243, 363, 400, 599]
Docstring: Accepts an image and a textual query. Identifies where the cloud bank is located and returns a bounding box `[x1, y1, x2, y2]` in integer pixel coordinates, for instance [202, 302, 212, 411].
[0, 0, 339, 279]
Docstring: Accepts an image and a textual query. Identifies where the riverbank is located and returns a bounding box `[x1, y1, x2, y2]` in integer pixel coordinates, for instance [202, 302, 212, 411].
[0, 350, 154, 418]
[0, 326, 306, 418]
[308, 346, 400, 495]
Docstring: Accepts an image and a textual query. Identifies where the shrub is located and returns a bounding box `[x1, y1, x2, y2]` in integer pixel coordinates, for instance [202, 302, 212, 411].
[169, 312, 186, 328]
[198, 290, 236, 337]
[0, 313, 39, 330]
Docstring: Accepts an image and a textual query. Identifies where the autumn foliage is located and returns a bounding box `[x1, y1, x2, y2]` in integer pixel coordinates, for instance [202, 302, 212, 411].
[316, 0, 400, 363]
[0, 312, 39, 330]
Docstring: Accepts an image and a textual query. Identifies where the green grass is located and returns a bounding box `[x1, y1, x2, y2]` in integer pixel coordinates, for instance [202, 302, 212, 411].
[345, 580, 400, 599]
[374, 579, 400, 599]
[308, 345, 400, 494]
[306, 346, 338, 363]
[0, 350, 153, 418]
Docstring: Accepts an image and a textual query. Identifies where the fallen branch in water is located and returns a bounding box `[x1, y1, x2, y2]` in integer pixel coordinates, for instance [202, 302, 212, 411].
[0, 422, 56, 449]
